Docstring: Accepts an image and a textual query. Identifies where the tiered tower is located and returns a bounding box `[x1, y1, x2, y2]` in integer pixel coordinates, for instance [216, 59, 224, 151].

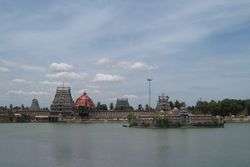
[156, 94, 171, 111]
[30, 98, 40, 111]
[115, 98, 130, 110]
[50, 87, 74, 113]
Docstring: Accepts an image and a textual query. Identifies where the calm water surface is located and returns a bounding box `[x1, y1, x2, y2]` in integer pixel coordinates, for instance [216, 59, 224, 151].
[0, 123, 249, 167]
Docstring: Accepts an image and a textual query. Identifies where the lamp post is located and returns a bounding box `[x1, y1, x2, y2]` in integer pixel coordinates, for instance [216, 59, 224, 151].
[147, 78, 152, 111]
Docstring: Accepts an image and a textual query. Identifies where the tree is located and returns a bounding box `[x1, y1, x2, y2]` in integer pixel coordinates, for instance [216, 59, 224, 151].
[208, 100, 220, 116]
[9, 104, 13, 111]
[109, 103, 114, 111]
[138, 104, 143, 111]
[127, 112, 137, 127]
[189, 99, 247, 116]
[187, 106, 195, 113]
[96, 102, 101, 111]
[101, 104, 108, 111]
[174, 100, 181, 109]
[21, 104, 25, 111]
[169, 101, 174, 109]
[180, 102, 186, 108]
[78, 106, 90, 117]
[245, 100, 250, 115]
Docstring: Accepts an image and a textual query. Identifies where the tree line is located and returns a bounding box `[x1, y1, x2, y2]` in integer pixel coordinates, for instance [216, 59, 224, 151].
[187, 99, 250, 116]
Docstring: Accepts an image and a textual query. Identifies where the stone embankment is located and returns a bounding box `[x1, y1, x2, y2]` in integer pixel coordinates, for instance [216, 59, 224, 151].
[224, 116, 250, 123]
[0, 111, 154, 123]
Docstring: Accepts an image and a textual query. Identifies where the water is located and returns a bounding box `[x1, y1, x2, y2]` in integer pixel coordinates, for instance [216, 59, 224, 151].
[0, 123, 249, 167]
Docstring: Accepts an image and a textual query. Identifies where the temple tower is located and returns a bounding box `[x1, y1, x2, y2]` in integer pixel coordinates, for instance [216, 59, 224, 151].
[156, 94, 171, 111]
[50, 86, 74, 113]
[115, 98, 130, 110]
[30, 98, 40, 111]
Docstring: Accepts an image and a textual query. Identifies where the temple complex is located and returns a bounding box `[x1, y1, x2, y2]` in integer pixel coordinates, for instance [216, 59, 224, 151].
[30, 98, 40, 111]
[0, 87, 225, 127]
[50, 87, 74, 113]
[156, 94, 171, 111]
[115, 98, 130, 110]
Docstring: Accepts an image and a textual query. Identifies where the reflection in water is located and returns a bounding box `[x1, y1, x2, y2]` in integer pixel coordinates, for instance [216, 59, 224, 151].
[0, 123, 250, 167]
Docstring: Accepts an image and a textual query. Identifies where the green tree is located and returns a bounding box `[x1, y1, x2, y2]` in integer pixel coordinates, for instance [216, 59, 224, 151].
[96, 102, 101, 111]
[169, 101, 174, 109]
[9, 104, 13, 111]
[109, 103, 114, 111]
[245, 100, 250, 115]
[138, 104, 143, 111]
[98, 104, 108, 111]
[127, 112, 137, 127]
[174, 100, 181, 109]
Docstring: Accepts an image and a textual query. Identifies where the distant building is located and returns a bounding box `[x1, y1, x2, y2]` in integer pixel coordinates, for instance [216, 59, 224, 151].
[30, 99, 40, 111]
[156, 94, 171, 111]
[115, 98, 130, 110]
[50, 87, 74, 113]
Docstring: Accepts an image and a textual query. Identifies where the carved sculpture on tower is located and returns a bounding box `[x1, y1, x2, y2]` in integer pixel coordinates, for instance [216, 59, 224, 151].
[50, 86, 74, 114]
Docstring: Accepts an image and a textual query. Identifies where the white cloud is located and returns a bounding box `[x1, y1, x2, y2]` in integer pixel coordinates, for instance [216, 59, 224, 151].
[0, 67, 9, 72]
[47, 62, 87, 81]
[0, 59, 45, 72]
[49, 62, 73, 72]
[116, 60, 156, 71]
[29, 91, 49, 95]
[86, 85, 100, 89]
[96, 58, 112, 65]
[93, 90, 101, 94]
[122, 94, 138, 99]
[93, 73, 125, 82]
[46, 71, 87, 80]
[40, 80, 62, 86]
[108, 97, 117, 101]
[12, 78, 29, 83]
[7, 90, 49, 96]
[78, 89, 100, 95]
[78, 89, 88, 94]
[77, 84, 101, 96]
[20, 65, 45, 71]
[130, 62, 156, 70]
[96, 57, 155, 71]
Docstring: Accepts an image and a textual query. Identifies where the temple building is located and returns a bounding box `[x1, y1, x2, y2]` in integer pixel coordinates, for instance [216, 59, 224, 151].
[115, 98, 130, 110]
[50, 87, 74, 113]
[156, 94, 171, 111]
[75, 92, 95, 110]
[30, 98, 40, 111]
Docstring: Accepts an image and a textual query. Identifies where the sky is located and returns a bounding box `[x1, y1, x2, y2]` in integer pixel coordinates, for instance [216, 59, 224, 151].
[0, 0, 250, 108]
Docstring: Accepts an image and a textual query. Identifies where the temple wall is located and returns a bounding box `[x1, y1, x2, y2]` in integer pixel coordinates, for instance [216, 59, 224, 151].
[88, 111, 155, 120]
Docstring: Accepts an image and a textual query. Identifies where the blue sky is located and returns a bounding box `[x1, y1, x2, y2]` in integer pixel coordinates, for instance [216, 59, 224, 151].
[0, 0, 250, 107]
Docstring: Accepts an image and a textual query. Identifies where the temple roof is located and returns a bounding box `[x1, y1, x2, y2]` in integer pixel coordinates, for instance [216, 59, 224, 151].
[75, 92, 95, 109]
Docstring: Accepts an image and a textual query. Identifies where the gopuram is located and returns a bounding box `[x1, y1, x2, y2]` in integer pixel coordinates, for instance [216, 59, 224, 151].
[30, 98, 40, 111]
[115, 98, 131, 110]
[50, 86, 74, 114]
[156, 93, 171, 111]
